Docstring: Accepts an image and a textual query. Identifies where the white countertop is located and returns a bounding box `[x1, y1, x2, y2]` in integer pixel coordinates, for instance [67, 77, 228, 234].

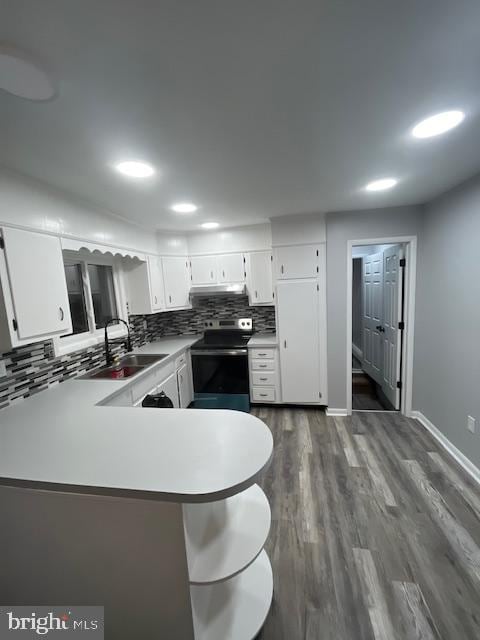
[0, 336, 273, 503]
[248, 333, 277, 347]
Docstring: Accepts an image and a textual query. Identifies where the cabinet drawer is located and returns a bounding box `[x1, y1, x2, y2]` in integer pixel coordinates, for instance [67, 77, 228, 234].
[252, 371, 276, 386]
[175, 352, 187, 369]
[250, 348, 276, 360]
[251, 359, 275, 371]
[252, 387, 275, 402]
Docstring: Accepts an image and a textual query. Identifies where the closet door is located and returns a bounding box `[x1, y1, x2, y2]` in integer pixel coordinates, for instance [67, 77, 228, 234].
[277, 280, 320, 403]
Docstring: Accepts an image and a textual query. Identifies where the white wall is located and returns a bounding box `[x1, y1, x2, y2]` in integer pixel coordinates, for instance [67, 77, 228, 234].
[186, 223, 271, 255]
[156, 232, 189, 256]
[0, 168, 157, 253]
[326, 205, 423, 410]
[414, 174, 480, 470]
[271, 213, 326, 246]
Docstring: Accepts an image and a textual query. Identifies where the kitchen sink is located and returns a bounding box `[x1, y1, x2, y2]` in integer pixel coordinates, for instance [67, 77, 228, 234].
[79, 353, 168, 380]
[117, 354, 168, 367]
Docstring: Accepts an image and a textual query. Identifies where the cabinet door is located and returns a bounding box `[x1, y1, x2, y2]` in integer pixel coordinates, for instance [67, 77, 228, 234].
[275, 245, 319, 279]
[277, 280, 321, 403]
[157, 371, 180, 408]
[177, 363, 193, 408]
[190, 255, 217, 285]
[246, 252, 273, 304]
[217, 253, 245, 283]
[2, 227, 72, 340]
[163, 257, 190, 309]
[148, 256, 165, 311]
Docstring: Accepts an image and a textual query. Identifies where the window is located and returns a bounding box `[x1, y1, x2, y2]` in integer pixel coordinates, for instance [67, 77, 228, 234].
[64, 263, 88, 335]
[56, 252, 126, 355]
[87, 264, 118, 329]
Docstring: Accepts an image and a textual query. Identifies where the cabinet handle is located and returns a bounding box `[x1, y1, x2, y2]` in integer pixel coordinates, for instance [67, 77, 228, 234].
[59, 306, 64, 321]
[255, 290, 258, 298]
[284, 340, 287, 348]
[154, 296, 157, 304]
[169, 295, 172, 303]
[260, 393, 268, 397]
[258, 352, 267, 356]
[260, 377, 268, 381]
[210, 271, 214, 279]
[259, 364, 267, 368]
[222, 270, 225, 278]
[281, 265, 284, 274]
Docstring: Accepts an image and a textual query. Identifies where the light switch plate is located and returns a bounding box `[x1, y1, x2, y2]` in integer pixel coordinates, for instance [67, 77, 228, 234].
[467, 415, 476, 434]
[0, 360, 6, 378]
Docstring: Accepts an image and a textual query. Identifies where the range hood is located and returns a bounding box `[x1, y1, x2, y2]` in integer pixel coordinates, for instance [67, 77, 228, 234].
[189, 283, 246, 298]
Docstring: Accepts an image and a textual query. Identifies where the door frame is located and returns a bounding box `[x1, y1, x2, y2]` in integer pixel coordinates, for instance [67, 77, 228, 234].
[346, 235, 417, 416]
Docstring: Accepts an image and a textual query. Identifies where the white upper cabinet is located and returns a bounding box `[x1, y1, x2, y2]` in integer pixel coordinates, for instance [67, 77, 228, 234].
[274, 245, 319, 279]
[163, 257, 191, 309]
[217, 253, 245, 283]
[148, 256, 165, 312]
[190, 255, 217, 285]
[246, 252, 273, 305]
[0, 227, 72, 349]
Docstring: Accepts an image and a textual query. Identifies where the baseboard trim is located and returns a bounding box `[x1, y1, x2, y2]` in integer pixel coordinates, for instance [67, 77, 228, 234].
[411, 410, 480, 487]
[326, 408, 348, 417]
[352, 343, 363, 361]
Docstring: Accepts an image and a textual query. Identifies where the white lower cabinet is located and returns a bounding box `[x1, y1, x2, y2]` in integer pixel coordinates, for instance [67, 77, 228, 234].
[0, 227, 72, 350]
[248, 345, 280, 404]
[156, 371, 180, 407]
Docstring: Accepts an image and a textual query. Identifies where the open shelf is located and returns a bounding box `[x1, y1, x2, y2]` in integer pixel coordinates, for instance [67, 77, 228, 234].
[183, 484, 271, 585]
[190, 550, 273, 640]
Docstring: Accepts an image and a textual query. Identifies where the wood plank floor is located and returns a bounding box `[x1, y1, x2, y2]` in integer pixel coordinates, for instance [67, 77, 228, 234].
[252, 407, 480, 640]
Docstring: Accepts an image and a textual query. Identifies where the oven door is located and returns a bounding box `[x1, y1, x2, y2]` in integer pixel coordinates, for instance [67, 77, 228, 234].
[191, 349, 249, 394]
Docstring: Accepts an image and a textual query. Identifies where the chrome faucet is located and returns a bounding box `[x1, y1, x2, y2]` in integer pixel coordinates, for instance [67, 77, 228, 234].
[104, 318, 133, 366]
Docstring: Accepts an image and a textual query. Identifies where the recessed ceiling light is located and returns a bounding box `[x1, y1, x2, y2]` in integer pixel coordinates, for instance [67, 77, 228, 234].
[365, 178, 398, 192]
[412, 111, 465, 139]
[0, 46, 54, 101]
[114, 161, 155, 178]
[171, 202, 198, 213]
[201, 222, 219, 229]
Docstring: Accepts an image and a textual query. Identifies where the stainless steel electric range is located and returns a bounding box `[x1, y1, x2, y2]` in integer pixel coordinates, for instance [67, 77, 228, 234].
[190, 318, 253, 412]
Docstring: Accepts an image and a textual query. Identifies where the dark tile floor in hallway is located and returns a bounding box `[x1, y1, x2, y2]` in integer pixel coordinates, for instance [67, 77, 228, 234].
[252, 407, 480, 640]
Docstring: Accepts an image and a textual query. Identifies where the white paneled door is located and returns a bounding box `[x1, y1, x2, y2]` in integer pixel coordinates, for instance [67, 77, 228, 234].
[277, 279, 321, 403]
[382, 245, 403, 409]
[361, 245, 404, 410]
[362, 252, 384, 386]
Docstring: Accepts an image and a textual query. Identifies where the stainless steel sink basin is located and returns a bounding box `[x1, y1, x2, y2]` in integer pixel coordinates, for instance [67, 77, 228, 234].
[79, 353, 168, 380]
[118, 354, 168, 367]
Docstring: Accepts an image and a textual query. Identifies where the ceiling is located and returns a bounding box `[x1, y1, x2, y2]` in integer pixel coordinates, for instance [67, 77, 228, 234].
[1, 1, 480, 232]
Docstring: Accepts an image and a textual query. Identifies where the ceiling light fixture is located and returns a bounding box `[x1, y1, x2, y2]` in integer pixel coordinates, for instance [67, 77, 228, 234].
[412, 110, 465, 139]
[201, 222, 219, 229]
[365, 178, 398, 192]
[0, 46, 55, 101]
[114, 161, 155, 178]
[171, 202, 198, 213]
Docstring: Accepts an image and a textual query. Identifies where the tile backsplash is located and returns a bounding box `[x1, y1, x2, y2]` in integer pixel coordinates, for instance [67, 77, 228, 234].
[0, 295, 275, 410]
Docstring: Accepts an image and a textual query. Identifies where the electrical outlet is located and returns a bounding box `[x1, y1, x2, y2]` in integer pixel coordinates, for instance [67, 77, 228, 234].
[467, 415, 476, 434]
[0, 360, 7, 378]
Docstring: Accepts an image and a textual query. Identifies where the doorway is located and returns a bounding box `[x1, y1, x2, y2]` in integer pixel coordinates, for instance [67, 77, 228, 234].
[347, 236, 417, 416]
